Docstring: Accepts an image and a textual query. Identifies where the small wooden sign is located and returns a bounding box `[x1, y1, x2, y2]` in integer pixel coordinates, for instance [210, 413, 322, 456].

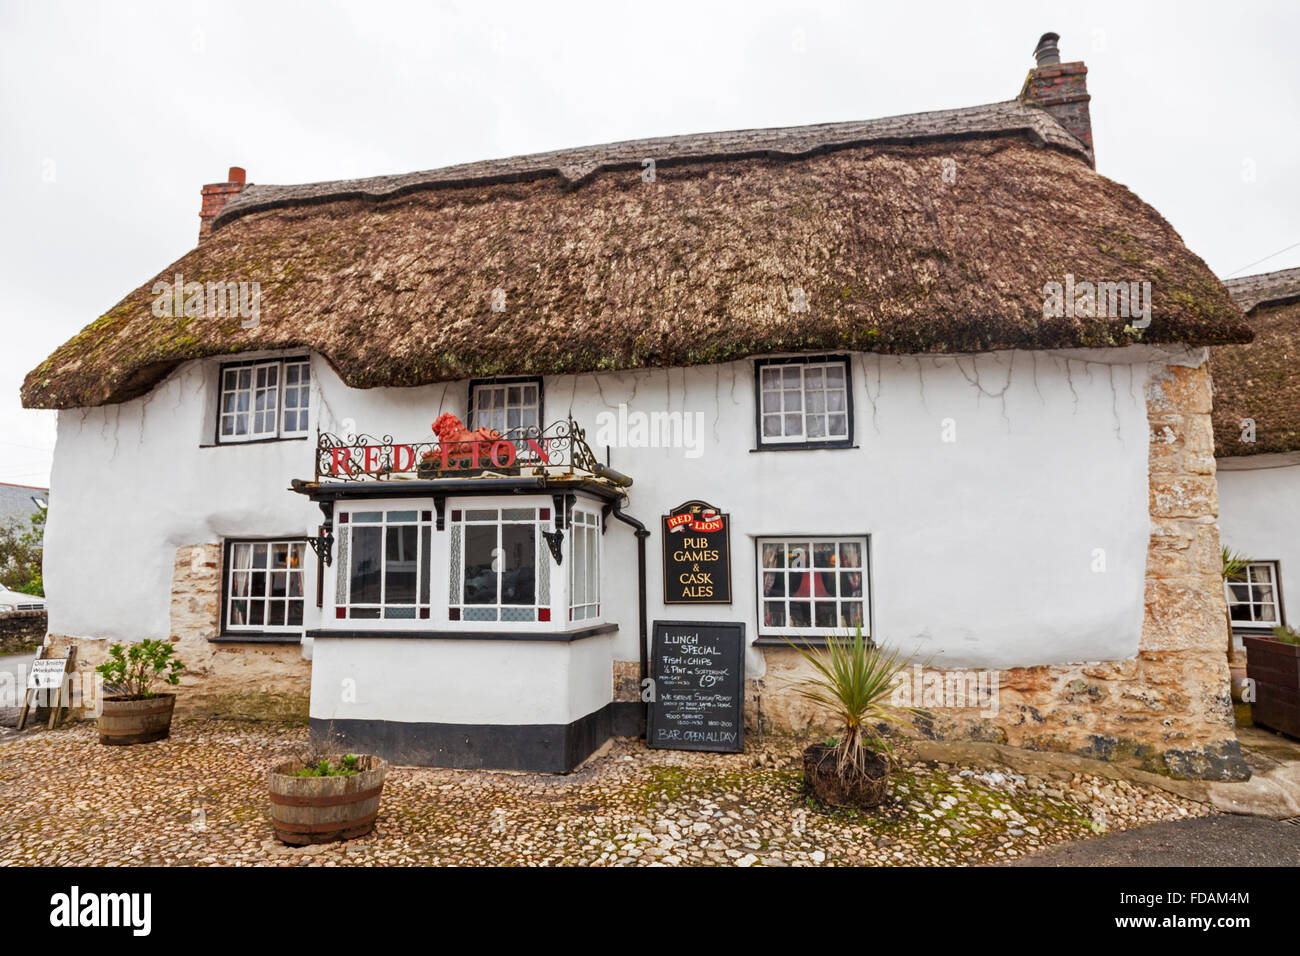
[27, 657, 68, 690]
[661, 500, 731, 604]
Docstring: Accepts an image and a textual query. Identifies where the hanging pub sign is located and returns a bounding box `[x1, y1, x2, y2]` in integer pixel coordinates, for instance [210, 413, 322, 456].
[662, 500, 731, 604]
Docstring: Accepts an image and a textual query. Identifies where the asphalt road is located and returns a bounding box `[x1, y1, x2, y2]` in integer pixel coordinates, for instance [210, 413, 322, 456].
[1010, 815, 1300, 866]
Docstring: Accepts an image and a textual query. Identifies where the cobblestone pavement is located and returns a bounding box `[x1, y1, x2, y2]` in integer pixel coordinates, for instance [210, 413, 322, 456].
[0, 720, 1215, 866]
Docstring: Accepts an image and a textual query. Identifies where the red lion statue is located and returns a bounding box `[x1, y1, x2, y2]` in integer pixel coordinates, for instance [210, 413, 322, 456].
[422, 413, 503, 466]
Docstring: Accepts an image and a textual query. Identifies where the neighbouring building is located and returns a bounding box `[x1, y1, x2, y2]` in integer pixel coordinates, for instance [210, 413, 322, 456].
[0, 482, 47, 532]
[1211, 267, 1300, 649]
[23, 33, 1256, 777]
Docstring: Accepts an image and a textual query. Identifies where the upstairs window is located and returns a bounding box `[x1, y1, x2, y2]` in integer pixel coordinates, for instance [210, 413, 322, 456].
[469, 377, 542, 435]
[1226, 561, 1283, 628]
[218, 357, 311, 443]
[755, 356, 852, 449]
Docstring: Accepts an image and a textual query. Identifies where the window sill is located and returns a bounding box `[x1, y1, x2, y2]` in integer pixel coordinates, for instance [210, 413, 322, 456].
[752, 635, 872, 649]
[210, 632, 303, 644]
[306, 623, 618, 643]
[201, 436, 311, 448]
[750, 443, 858, 453]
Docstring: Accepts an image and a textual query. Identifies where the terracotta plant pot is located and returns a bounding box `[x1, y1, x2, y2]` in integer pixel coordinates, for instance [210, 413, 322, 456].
[268, 755, 387, 845]
[97, 694, 176, 746]
[1242, 635, 1300, 738]
[802, 742, 890, 809]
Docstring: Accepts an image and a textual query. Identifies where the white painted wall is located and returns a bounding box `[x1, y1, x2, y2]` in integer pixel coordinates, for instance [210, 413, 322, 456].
[1218, 456, 1300, 630]
[45, 343, 1202, 717]
[310, 634, 613, 725]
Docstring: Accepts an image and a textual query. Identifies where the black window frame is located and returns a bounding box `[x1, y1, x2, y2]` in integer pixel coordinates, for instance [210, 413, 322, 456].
[213, 356, 313, 446]
[752, 354, 855, 451]
[467, 375, 545, 433]
[215, 536, 310, 644]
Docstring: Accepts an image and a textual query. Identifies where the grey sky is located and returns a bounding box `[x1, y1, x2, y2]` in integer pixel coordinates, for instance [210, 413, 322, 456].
[2, 0, 1297, 488]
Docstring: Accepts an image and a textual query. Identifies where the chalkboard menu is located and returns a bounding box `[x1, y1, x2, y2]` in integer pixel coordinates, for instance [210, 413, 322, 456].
[661, 500, 732, 603]
[648, 620, 745, 753]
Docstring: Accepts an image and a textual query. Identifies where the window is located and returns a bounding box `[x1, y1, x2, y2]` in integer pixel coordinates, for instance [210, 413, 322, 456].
[469, 377, 542, 435]
[1226, 561, 1283, 628]
[758, 536, 868, 636]
[755, 356, 852, 448]
[225, 539, 308, 632]
[336, 508, 434, 620]
[570, 509, 600, 621]
[448, 505, 551, 623]
[218, 358, 311, 442]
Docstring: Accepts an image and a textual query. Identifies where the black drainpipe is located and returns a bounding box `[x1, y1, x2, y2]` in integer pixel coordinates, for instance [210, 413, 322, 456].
[610, 497, 651, 736]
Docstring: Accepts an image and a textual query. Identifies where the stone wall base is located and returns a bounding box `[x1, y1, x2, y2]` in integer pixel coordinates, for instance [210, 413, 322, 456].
[746, 645, 1248, 781]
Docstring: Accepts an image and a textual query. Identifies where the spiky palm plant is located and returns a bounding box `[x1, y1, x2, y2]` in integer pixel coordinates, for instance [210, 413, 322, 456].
[1222, 547, 1253, 657]
[786, 627, 915, 781]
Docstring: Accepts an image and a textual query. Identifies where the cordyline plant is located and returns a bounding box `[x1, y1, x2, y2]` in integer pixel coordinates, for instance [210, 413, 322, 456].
[1222, 547, 1253, 657]
[95, 639, 184, 699]
[785, 626, 917, 782]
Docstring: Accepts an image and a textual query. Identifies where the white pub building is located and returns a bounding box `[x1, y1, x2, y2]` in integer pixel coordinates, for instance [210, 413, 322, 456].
[25, 35, 1254, 777]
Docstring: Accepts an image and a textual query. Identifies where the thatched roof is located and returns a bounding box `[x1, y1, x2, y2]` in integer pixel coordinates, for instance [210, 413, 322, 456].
[23, 100, 1251, 410]
[1212, 267, 1300, 457]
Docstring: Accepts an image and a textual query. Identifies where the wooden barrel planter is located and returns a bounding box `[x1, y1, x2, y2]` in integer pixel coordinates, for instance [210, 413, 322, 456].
[97, 694, 176, 746]
[268, 756, 387, 845]
[802, 743, 891, 809]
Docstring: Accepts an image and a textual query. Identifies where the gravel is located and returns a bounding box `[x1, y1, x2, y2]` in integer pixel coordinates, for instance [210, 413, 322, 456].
[0, 719, 1216, 866]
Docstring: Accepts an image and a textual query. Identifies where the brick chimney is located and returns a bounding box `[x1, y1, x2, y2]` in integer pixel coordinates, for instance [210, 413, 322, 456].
[199, 166, 246, 240]
[1018, 33, 1094, 166]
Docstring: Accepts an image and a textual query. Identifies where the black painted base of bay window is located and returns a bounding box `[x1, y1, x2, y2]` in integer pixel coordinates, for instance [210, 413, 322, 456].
[311, 700, 646, 774]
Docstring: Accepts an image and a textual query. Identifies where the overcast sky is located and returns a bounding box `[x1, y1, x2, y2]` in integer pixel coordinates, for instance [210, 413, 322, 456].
[1, 0, 1297, 489]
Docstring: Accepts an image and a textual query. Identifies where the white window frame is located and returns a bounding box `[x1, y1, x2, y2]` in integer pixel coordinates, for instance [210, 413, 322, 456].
[757, 535, 870, 638]
[449, 502, 552, 626]
[217, 357, 312, 443]
[224, 538, 309, 634]
[335, 506, 434, 622]
[569, 508, 602, 623]
[469, 378, 542, 435]
[756, 357, 852, 447]
[1226, 560, 1284, 629]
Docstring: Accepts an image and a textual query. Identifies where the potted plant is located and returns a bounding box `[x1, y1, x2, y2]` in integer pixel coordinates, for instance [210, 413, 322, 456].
[268, 751, 388, 845]
[786, 627, 915, 809]
[94, 638, 184, 745]
[1242, 625, 1300, 739]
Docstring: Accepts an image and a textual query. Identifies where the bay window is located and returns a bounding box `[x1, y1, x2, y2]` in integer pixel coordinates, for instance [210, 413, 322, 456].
[336, 508, 434, 620]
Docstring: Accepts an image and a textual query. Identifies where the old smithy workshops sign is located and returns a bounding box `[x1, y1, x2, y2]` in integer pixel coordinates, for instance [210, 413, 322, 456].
[662, 500, 731, 603]
[648, 621, 745, 753]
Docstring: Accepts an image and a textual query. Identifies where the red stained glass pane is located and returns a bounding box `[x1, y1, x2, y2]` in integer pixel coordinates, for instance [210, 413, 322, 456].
[335, 607, 347, 619]
[538, 608, 550, 621]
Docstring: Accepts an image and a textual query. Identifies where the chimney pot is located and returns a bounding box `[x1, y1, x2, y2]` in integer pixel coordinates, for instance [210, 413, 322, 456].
[228, 166, 246, 185]
[1034, 32, 1061, 67]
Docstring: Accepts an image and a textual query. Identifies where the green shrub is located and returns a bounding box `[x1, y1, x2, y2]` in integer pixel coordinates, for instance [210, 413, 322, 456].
[95, 639, 184, 699]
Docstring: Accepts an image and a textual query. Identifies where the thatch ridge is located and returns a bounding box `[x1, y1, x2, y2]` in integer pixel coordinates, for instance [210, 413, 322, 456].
[210, 100, 1088, 232]
[24, 124, 1249, 411]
